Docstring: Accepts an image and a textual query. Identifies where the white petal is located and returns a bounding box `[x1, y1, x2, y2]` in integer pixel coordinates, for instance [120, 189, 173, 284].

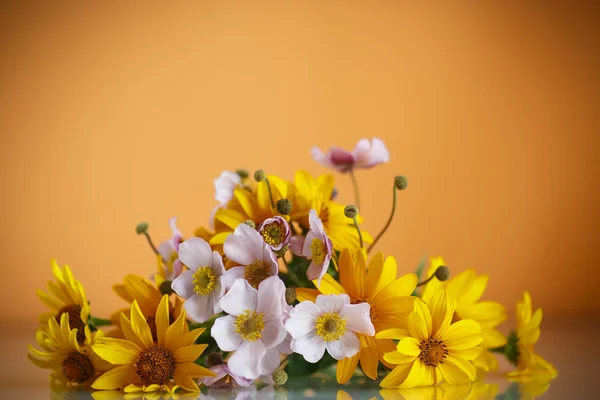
[210, 251, 226, 277]
[291, 332, 326, 363]
[224, 223, 265, 266]
[171, 270, 195, 299]
[276, 333, 293, 355]
[257, 276, 285, 319]
[308, 209, 326, 238]
[211, 315, 242, 351]
[310, 147, 335, 169]
[339, 303, 375, 336]
[303, 231, 318, 256]
[222, 266, 245, 290]
[157, 241, 175, 262]
[183, 295, 215, 323]
[306, 259, 328, 286]
[228, 340, 266, 380]
[220, 278, 258, 316]
[258, 347, 282, 377]
[259, 245, 279, 273]
[285, 301, 320, 339]
[289, 235, 305, 256]
[316, 293, 350, 313]
[325, 331, 360, 360]
[261, 319, 286, 349]
[178, 237, 213, 271]
[210, 281, 224, 314]
[214, 171, 241, 204]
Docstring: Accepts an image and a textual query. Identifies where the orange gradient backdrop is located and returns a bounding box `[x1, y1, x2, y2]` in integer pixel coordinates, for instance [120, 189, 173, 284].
[1, 1, 599, 326]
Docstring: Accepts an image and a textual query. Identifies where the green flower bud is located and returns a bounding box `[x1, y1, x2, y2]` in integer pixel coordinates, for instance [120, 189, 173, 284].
[158, 280, 174, 296]
[344, 204, 359, 219]
[136, 222, 149, 235]
[236, 169, 249, 179]
[272, 369, 288, 385]
[243, 220, 256, 229]
[435, 265, 450, 282]
[254, 169, 266, 182]
[206, 352, 223, 367]
[276, 199, 293, 215]
[394, 175, 408, 190]
[274, 246, 289, 258]
[285, 287, 297, 305]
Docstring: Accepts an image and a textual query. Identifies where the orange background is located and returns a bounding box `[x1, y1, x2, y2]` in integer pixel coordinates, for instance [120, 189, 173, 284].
[1, 1, 599, 327]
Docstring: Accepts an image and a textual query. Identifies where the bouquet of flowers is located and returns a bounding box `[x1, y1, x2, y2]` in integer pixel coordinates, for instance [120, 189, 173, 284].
[29, 138, 557, 397]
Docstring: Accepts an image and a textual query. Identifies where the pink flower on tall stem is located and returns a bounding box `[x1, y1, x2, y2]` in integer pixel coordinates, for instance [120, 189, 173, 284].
[311, 138, 389, 173]
[156, 217, 184, 280]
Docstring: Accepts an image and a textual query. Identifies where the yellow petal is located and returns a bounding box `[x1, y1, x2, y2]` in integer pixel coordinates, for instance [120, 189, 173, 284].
[295, 288, 320, 302]
[445, 270, 476, 305]
[360, 335, 379, 380]
[396, 337, 421, 357]
[130, 300, 153, 350]
[443, 354, 477, 382]
[366, 254, 397, 299]
[120, 313, 147, 350]
[92, 338, 141, 365]
[155, 295, 170, 346]
[399, 359, 435, 389]
[336, 353, 359, 384]
[408, 299, 431, 342]
[376, 329, 410, 340]
[312, 273, 346, 296]
[338, 249, 357, 297]
[165, 310, 188, 350]
[351, 249, 367, 300]
[419, 256, 446, 303]
[174, 344, 208, 363]
[427, 289, 455, 338]
[380, 362, 413, 389]
[442, 319, 483, 350]
[36, 289, 63, 309]
[384, 350, 418, 366]
[461, 301, 507, 328]
[170, 328, 205, 350]
[373, 274, 417, 304]
[92, 366, 139, 390]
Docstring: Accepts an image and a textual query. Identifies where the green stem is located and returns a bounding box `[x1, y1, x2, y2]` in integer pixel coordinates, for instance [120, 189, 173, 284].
[265, 178, 276, 209]
[367, 181, 397, 253]
[348, 169, 361, 210]
[416, 274, 435, 287]
[143, 232, 159, 255]
[352, 216, 364, 249]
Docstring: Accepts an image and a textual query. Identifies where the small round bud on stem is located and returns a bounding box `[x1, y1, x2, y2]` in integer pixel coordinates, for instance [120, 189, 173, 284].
[276, 199, 293, 215]
[158, 280, 174, 296]
[136, 222, 149, 235]
[236, 169, 249, 179]
[285, 287, 297, 305]
[344, 204, 359, 219]
[254, 169, 266, 182]
[435, 265, 450, 282]
[274, 246, 289, 258]
[272, 369, 288, 385]
[206, 352, 223, 367]
[394, 175, 408, 190]
[243, 220, 256, 229]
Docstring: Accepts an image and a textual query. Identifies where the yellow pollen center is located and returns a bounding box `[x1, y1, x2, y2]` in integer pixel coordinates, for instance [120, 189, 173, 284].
[419, 338, 448, 367]
[193, 267, 217, 296]
[315, 312, 347, 342]
[310, 239, 326, 264]
[136, 345, 176, 386]
[234, 310, 265, 342]
[62, 352, 95, 383]
[261, 223, 285, 246]
[55, 304, 86, 344]
[350, 298, 376, 322]
[244, 260, 271, 289]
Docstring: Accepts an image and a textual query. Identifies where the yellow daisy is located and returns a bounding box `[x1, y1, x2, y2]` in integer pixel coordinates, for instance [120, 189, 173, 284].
[109, 274, 184, 341]
[92, 294, 215, 393]
[36, 260, 90, 344]
[506, 291, 557, 381]
[376, 290, 483, 389]
[29, 312, 110, 387]
[421, 257, 507, 371]
[296, 248, 417, 383]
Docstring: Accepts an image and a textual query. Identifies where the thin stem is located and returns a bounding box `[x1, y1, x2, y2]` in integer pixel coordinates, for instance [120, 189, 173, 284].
[348, 169, 361, 210]
[264, 178, 276, 209]
[352, 217, 364, 248]
[416, 274, 436, 287]
[143, 232, 159, 255]
[367, 182, 397, 253]
[331, 256, 339, 271]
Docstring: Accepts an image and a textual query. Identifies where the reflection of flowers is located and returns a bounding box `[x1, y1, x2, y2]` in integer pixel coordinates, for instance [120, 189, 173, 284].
[203, 385, 287, 400]
[379, 382, 498, 400]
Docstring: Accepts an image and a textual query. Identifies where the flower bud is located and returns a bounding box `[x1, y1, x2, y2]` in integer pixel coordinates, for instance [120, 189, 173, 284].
[276, 198, 293, 215]
[435, 265, 450, 281]
[344, 205, 359, 219]
[136, 222, 149, 235]
[285, 287, 296, 305]
[272, 369, 288, 385]
[394, 175, 408, 190]
[206, 352, 223, 367]
[254, 169, 266, 182]
[236, 169, 249, 179]
[243, 220, 256, 229]
[158, 280, 174, 296]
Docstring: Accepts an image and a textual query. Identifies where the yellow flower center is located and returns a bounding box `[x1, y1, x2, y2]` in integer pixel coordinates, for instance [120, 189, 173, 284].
[261, 223, 285, 246]
[55, 304, 86, 344]
[310, 239, 326, 264]
[234, 310, 265, 342]
[419, 338, 448, 367]
[136, 345, 176, 386]
[350, 298, 376, 322]
[62, 352, 95, 383]
[244, 260, 271, 289]
[193, 267, 217, 296]
[315, 312, 347, 342]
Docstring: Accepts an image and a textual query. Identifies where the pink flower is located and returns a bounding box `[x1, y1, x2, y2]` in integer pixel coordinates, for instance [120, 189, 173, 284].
[257, 216, 291, 251]
[311, 138, 389, 172]
[200, 363, 252, 388]
[156, 217, 184, 281]
[209, 171, 243, 229]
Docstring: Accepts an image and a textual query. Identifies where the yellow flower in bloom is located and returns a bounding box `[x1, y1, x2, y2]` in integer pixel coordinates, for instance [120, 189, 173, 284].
[296, 248, 417, 383]
[421, 257, 507, 371]
[29, 313, 110, 387]
[36, 260, 90, 344]
[109, 274, 184, 342]
[92, 295, 215, 393]
[289, 171, 372, 251]
[376, 290, 483, 389]
[507, 292, 557, 381]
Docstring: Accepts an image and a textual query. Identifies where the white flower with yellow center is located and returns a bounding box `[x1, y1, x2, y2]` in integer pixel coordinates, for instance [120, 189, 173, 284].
[223, 223, 279, 290]
[211, 276, 287, 380]
[285, 294, 375, 363]
[171, 237, 225, 323]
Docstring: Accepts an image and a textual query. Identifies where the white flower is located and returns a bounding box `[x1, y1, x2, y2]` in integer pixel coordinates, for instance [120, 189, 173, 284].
[223, 223, 279, 290]
[211, 277, 287, 380]
[257, 216, 291, 251]
[215, 171, 242, 205]
[289, 209, 332, 287]
[285, 294, 375, 363]
[155, 217, 184, 280]
[171, 237, 225, 322]
[256, 302, 293, 378]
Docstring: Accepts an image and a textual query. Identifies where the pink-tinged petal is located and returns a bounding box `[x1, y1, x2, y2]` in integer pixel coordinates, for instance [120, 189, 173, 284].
[277, 332, 293, 355]
[220, 279, 258, 316]
[179, 237, 213, 271]
[172, 259, 184, 279]
[316, 294, 350, 314]
[201, 364, 228, 387]
[339, 303, 375, 336]
[329, 148, 356, 168]
[228, 340, 266, 380]
[306, 257, 329, 287]
[257, 276, 285, 319]
[171, 270, 195, 299]
[214, 171, 242, 205]
[258, 347, 282, 377]
[224, 224, 264, 266]
[289, 235, 305, 256]
[210, 281, 224, 315]
[291, 332, 326, 363]
[303, 231, 318, 256]
[257, 216, 291, 251]
[168, 217, 183, 251]
[325, 331, 360, 360]
[183, 295, 215, 324]
[259, 245, 279, 274]
[157, 241, 175, 263]
[308, 209, 326, 238]
[286, 301, 320, 339]
[222, 266, 245, 290]
[353, 137, 389, 169]
[211, 315, 242, 351]
[208, 205, 219, 230]
[210, 251, 226, 277]
[261, 319, 286, 349]
[310, 147, 336, 169]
